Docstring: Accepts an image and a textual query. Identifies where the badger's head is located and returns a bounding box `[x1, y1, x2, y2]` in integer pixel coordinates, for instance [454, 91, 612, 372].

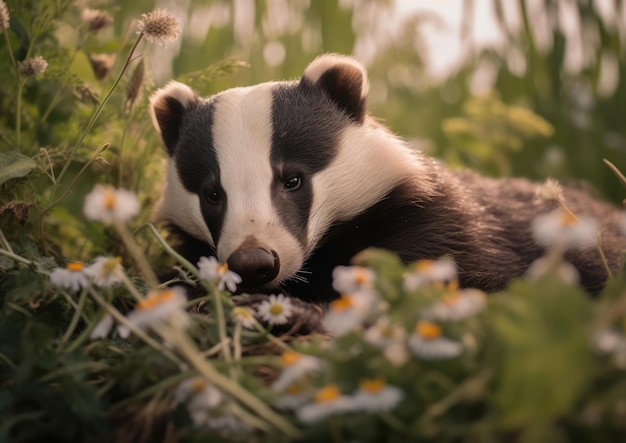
[150, 54, 421, 293]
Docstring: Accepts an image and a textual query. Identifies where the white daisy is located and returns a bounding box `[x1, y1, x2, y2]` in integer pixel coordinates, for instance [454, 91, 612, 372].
[275, 383, 311, 410]
[175, 377, 224, 427]
[420, 288, 486, 322]
[322, 292, 374, 336]
[408, 321, 463, 360]
[49, 261, 90, 292]
[256, 294, 293, 325]
[231, 306, 255, 330]
[271, 351, 323, 393]
[85, 256, 124, 287]
[296, 384, 353, 423]
[197, 256, 242, 293]
[90, 314, 114, 340]
[403, 258, 458, 291]
[348, 378, 404, 412]
[525, 256, 580, 284]
[117, 287, 188, 338]
[83, 184, 140, 224]
[531, 207, 599, 250]
[332, 265, 376, 294]
[364, 316, 405, 348]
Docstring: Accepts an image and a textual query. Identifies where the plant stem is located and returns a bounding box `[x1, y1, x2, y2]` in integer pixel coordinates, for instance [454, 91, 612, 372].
[60, 286, 88, 344]
[0, 247, 31, 265]
[114, 220, 159, 288]
[88, 287, 185, 367]
[47, 33, 145, 210]
[167, 328, 302, 438]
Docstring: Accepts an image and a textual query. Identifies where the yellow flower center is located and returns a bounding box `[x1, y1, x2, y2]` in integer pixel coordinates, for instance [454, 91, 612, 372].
[354, 268, 369, 285]
[286, 384, 302, 395]
[330, 295, 354, 312]
[560, 209, 578, 227]
[269, 303, 284, 316]
[67, 262, 84, 272]
[442, 292, 460, 306]
[315, 384, 340, 403]
[416, 320, 441, 339]
[102, 256, 122, 274]
[103, 188, 116, 210]
[136, 289, 175, 311]
[191, 379, 207, 394]
[232, 306, 253, 319]
[359, 378, 385, 394]
[415, 260, 434, 271]
[281, 351, 301, 367]
[217, 263, 229, 275]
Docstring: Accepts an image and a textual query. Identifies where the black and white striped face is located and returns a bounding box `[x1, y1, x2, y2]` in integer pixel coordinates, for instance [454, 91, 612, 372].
[150, 55, 420, 291]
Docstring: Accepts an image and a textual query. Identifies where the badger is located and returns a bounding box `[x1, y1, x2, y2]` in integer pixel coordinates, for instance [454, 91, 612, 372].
[149, 54, 625, 329]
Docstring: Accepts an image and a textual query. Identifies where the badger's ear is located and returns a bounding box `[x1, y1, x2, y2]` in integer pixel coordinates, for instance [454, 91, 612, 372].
[301, 54, 369, 123]
[149, 81, 200, 156]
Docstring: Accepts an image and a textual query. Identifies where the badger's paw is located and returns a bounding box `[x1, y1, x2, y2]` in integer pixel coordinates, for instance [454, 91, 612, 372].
[233, 293, 326, 336]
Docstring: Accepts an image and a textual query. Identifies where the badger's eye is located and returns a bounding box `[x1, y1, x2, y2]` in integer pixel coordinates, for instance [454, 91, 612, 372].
[284, 175, 302, 191]
[204, 189, 222, 204]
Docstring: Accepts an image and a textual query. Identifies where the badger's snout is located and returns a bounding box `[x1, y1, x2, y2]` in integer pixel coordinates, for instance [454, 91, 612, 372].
[227, 245, 280, 287]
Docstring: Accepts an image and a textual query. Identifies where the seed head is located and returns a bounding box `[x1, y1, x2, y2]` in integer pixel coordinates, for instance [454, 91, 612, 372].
[0, 1, 9, 30]
[81, 8, 113, 32]
[17, 56, 48, 77]
[136, 8, 181, 47]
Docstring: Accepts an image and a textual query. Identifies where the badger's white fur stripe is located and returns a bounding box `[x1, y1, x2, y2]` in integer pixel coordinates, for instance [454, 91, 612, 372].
[212, 84, 305, 283]
[303, 53, 369, 99]
[307, 124, 425, 251]
[154, 160, 214, 245]
[149, 81, 198, 137]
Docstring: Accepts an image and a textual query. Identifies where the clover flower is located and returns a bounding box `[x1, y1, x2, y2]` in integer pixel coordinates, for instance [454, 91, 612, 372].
[403, 258, 458, 291]
[17, 56, 48, 77]
[0, 1, 9, 30]
[117, 287, 188, 338]
[408, 320, 463, 360]
[531, 207, 599, 249]
[420, 288, 486, 322]
[231, 306, 255, 329]
[296, 384, 353, 423]
[348, 378, 404, 412]
[198, 256, 242, 292]
[85, 256, 124, 287]
[322, 292, 373, 336]
[136, 8, 181, 47]
[332, 265, 375, 294]
[81, 8, 113, 32]
[90, 314, 114, 340]
[256, 294, 293, 325]
[83, 184, 140, 224]
[271, 351, 323, 393]
[50, 261, 90, 292]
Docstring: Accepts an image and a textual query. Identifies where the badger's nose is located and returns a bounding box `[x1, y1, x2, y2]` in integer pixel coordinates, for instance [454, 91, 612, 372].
[227, 247, 280, 287]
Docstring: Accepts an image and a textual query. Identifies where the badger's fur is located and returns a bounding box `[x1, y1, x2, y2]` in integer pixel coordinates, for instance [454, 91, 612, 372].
[150, 54, 625, 311]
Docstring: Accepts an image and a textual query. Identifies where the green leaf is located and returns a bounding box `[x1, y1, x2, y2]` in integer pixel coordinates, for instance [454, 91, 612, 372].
[487, 277, 592, 431]
[0, 151, 37, 186]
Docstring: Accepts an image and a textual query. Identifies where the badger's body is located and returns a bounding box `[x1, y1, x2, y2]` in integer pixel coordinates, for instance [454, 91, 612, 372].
[150, 54, 625, 306]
